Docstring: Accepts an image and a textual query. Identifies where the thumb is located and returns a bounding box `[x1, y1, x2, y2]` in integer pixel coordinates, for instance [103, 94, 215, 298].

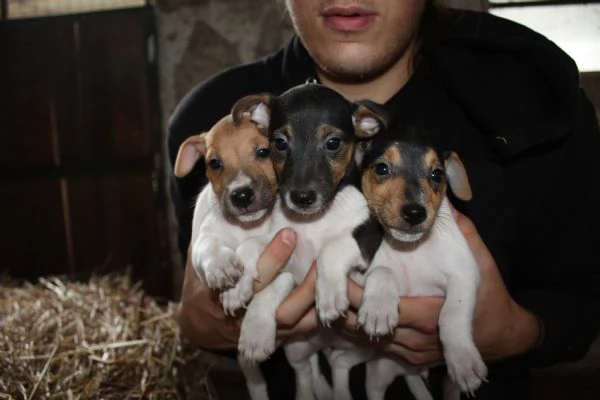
[253, 228, 296, 292]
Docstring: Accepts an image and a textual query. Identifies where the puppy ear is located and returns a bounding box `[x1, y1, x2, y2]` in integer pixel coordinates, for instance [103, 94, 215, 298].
[444, 151, 472, 201]
[352, 100, 389, 138]
[354, 140, 371, 168]
[174, 133, 207, 178]
[231, 94, 272, 130]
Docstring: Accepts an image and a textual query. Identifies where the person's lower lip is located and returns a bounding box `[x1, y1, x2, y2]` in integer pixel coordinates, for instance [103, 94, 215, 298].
[323, 15, 375, 31]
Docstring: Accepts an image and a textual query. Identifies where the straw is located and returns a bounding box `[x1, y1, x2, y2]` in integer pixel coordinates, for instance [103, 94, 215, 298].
[0, 273, 219, 400]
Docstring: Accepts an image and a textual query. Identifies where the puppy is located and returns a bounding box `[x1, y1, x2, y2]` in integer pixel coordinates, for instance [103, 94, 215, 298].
[173, 107, 279, 315]
[356, 125, 488, 399]
[174, 107, 288, 400]
[230, 82, 387, 400]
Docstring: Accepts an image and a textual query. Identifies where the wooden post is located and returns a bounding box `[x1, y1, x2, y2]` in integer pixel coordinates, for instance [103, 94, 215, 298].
[1, 0, 7, 20]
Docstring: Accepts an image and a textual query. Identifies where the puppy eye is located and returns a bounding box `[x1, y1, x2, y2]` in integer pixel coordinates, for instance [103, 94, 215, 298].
[256, 147, 270, 159]
[374, 162, 390, 177]
[325, 137, 342, 151]
[208, 158, 223, 170]
[431, 168, 444, 183]
[273, 136, 288, 151]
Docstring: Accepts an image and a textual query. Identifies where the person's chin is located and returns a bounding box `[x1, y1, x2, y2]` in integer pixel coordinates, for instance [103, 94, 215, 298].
[316, 45, 377, 74]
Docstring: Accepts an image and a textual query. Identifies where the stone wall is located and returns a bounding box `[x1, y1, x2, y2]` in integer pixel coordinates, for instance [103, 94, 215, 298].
[153, 0, 295, 287]
[155, 0, 294, 130]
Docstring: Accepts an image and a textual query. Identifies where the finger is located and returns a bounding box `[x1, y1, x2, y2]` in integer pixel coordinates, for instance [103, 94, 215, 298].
[337, 312, 442, 366]
[337, 310, 368, 341]
[396, 296, 443, 333]
[389, 327, 441, 352]
[382, 341, 443, 367]
[253, 228, 297, 292]
[277, 308, 319, 338]
[276, 263, 317, 326]
[450, 207, 495, 268]
[347, 278, 364, 309]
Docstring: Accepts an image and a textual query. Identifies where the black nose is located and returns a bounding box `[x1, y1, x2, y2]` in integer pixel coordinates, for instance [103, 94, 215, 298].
[290, 190, 316, 208]
[401, 204, 427, 226]
[231, 188, 255, 208]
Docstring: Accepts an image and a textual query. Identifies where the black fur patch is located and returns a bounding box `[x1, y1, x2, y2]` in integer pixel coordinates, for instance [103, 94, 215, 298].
[352, 214, 384, 263]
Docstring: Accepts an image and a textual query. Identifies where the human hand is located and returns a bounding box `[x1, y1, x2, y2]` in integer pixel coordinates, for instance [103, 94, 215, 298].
[275, 263, 444, 365]
[276, 265, 444, 365]
[177, 228, 300, 350]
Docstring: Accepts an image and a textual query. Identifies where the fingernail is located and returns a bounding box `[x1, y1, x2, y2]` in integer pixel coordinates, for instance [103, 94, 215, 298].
[281, 228, 296, 246]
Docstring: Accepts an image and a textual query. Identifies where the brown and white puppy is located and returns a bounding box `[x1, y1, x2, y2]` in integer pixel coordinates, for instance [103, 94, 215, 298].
[357, 125, 487, 399]
[174, 110, 278, 314]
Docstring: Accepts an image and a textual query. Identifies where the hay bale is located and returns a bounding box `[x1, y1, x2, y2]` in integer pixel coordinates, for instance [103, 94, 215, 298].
[0, 274, 219, 400]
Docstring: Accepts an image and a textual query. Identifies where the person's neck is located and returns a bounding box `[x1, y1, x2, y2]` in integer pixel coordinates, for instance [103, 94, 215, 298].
[317, 50, 417, 104]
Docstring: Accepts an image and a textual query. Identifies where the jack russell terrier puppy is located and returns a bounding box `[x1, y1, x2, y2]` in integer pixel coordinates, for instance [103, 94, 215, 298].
[227, 82, 388, 400]
[355, 125, 488, 399]
[174, 105, 297, 400]
[173, 106, 279, 315]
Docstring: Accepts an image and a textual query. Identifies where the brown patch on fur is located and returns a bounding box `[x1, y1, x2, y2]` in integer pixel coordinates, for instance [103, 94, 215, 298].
[384, 146, 402, 165]
[361, 148, 404, 229]
[270, 123, 292, 180]
[205, 116, 276, 198]
[364, 173, 407, 229]
[362, 145, 448, 232]
[317, 124, 353, 185]
[423, 148, 447, 217]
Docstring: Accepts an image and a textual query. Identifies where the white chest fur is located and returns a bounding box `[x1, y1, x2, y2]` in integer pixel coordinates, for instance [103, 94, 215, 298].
[370, 198, 479, 297]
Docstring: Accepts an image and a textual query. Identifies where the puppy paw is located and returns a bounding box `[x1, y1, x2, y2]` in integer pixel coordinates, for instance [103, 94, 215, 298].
[315, 276, 349, 326]
[238, 313, 277, 363]
[357, 267, 399, 337]
[220, 274, 255, 315]
[445, 344, 488, 396]
[192, 245, 244, 290]
[358, 292, 398, 337]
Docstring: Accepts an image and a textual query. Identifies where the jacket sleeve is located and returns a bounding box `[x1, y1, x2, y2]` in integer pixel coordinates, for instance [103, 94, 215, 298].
[509, 91, 600, 368]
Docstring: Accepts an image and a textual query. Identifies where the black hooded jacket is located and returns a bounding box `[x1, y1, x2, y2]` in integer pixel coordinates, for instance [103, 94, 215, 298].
[168, 8, 600, 399]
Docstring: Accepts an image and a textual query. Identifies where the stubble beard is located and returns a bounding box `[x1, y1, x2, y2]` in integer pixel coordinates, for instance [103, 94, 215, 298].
[310, 36, 419, 85]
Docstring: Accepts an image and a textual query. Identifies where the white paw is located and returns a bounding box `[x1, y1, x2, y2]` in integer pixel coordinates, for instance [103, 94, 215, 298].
[358, 292, 398, 337]
[192, 245, 244, 290]
[238, 313, 277, 363]
[220, 274, 254, 315]
[315, 275, 349, 326]
[445, 343, 488, 396]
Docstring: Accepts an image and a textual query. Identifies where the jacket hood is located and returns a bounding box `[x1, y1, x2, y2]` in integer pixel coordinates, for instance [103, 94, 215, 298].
[422, 9, 582, 158]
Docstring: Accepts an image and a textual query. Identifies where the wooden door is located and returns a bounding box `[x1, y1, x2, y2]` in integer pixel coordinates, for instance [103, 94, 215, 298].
[0, 7, 172, 298]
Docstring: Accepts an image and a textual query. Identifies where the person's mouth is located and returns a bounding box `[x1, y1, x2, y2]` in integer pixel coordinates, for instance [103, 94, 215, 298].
[322, 7, 377, 32]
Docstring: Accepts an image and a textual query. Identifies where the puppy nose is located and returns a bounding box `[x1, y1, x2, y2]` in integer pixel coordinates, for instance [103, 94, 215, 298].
[401, 204, 427, 226]
[231, 188, 255, 208]
[290, 190, 316, 208]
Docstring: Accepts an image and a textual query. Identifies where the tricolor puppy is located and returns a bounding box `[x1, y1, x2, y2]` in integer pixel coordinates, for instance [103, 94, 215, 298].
[174, 107, 285, 400]
[173, 107, 278, 315]
[231, 82, 387, 400]
[357, 125, 488, 399]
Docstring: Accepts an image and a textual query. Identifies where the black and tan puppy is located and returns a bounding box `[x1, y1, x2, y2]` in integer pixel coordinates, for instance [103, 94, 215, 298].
[357, 125, 486, 399]
[230, 83, 388, 400]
